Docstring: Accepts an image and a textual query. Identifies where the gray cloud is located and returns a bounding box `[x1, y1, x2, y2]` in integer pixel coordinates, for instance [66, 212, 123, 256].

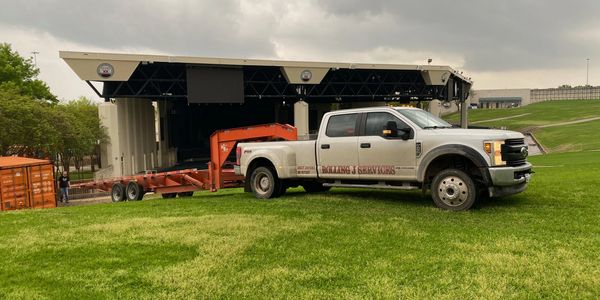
[2, 0, 598, 70]
[314, 0, 599, 70]
[1, 0, 598, 98]
[0, 0, 278, 58]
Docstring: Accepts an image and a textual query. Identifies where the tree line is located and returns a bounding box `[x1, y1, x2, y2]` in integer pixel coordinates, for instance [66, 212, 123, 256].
[0, 43, 107, 172]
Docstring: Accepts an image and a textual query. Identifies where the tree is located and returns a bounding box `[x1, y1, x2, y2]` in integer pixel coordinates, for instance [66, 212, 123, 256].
[54, 98, 107, 173]
[0, 85, 60, 157]
[0, 43, 57, 103]
[0, 45, 106, 173]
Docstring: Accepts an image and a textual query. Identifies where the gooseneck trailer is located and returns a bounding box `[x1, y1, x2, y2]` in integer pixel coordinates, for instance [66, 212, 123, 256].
[72, 124, 297, 202]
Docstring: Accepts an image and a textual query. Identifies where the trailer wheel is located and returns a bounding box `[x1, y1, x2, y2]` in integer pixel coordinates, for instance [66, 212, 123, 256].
[250, 166, 280, 199]
[111, 183, 126, 202]
[162, 193, 177, 199]
[302, 182, 331, 193]
[431, 169, 477, 211]
[177, 191, 194, 198]
[126, 182, 144, 201]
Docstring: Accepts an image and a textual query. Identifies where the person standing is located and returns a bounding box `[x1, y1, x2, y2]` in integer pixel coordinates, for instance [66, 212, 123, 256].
[58, 171, 70, 203]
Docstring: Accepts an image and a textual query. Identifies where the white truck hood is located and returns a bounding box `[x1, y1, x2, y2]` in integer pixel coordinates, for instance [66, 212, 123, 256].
[423, 128, 524, 140]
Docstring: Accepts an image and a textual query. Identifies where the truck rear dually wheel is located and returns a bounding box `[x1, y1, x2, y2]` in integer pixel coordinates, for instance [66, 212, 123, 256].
[250, 166, 280, 199]
[302, 182, 331, 193]
[431, 169, 476, 211]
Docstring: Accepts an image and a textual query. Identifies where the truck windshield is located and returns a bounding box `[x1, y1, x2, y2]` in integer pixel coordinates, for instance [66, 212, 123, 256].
[395, 108, 453, 129]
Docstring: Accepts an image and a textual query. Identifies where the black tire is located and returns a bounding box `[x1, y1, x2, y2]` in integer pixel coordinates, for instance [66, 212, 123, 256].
[249, 166, 281, 199]
[302, 182, 331, 193]
[274, 182, 287, 197]
[177, 191, 194, 198]
[477, 185, 490, 201]
[126, 182, 144, 201]
[162, 193, 177, 199]
[431, 169, 477, 211]
[111, 183, 126, 202]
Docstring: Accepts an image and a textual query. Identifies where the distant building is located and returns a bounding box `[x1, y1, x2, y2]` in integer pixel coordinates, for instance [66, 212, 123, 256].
[530, 86, 600, 103]
[469, 86, 600, 108]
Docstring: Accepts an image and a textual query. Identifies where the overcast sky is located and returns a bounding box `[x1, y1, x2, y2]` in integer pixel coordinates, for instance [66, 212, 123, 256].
[1, 0, 598, 101]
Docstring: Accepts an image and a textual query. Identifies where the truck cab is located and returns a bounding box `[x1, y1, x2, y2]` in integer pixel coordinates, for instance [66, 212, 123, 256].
[237, 106, 532, 211]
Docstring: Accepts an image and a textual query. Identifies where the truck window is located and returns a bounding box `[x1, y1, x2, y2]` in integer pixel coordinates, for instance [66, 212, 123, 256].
[365, 112, 409, 137]
[326, 113, 358, 137]
[395, 108, 452, 129]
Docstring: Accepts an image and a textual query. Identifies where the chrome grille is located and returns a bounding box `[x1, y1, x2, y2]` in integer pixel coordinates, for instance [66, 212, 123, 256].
[505, 138, 525, 146]
[502, 138, 528, 166]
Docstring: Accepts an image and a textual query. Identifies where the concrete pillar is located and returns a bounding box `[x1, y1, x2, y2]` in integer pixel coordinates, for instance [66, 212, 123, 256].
[98, 103, 120, 178]
[118, 99, 130, 176]
[156, 100, 175, 168]
[97, 98, 157, 178]
[429, 99, 442, 117]
[460, 100, 469, 128]
[294, 100, 309, 140]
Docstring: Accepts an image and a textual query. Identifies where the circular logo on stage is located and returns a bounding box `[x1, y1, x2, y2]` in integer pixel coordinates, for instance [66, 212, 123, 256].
[441, 71, 450, 83]
[97, 63, 114, 78]
[300, 69, 312, 82]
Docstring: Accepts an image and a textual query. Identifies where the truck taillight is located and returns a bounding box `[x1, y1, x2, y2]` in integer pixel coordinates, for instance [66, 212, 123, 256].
[236, 146, 242, 165]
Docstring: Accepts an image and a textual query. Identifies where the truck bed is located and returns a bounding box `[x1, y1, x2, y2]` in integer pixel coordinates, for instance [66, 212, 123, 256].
[238, 140, 318, 178]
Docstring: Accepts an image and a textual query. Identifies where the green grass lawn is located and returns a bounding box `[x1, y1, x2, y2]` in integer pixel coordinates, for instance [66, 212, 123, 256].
[59, 170, 96, 182]
[445, 99, 600, 131]
[444, 100, 600, 152]
[1, 151, 600, 298]
[533, 120, 600, 152]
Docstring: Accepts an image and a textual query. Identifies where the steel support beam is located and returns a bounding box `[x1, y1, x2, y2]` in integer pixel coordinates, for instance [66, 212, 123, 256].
[95, 63, 471, 104]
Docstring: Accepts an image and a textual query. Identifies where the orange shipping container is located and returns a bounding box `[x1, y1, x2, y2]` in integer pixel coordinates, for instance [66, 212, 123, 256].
[0, 157, 56, 211]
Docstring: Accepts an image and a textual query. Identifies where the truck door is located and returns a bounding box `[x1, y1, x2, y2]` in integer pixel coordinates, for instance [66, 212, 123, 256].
[358, 112, 416, 180]
[317, 113, 359, 179]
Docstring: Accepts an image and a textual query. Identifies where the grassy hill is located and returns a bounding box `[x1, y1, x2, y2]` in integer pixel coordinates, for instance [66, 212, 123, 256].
[444, 100, 600, 152]
[1, 151, 599, 299]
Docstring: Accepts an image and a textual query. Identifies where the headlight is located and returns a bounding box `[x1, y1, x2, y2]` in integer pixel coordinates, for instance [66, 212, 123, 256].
[483, 140, 505, 166]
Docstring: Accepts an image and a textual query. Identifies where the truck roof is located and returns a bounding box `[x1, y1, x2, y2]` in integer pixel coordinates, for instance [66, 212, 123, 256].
[323, 106, 421, 115]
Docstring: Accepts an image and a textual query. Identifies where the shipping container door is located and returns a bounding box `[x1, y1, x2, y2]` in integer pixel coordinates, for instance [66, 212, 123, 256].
[0, 167, 30, 210]
[29, 165, 56, 209]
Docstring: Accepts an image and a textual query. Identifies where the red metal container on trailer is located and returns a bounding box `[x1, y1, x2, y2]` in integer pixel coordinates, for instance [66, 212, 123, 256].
[0, 157, 56, 211]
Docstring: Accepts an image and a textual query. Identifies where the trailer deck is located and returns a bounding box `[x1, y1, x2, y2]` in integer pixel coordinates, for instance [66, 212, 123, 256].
[72, 123, 297, 202]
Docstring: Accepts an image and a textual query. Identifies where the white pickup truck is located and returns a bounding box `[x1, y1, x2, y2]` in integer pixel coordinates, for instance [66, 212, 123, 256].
[235, 106, 532, 210]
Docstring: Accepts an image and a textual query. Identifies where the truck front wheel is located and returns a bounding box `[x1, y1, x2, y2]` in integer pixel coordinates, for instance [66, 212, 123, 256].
[250, 166, 281, 199]
[431, 169, 477, 211]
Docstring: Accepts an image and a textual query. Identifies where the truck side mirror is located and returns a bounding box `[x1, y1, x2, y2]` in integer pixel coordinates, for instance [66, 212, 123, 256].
[399, 128, 412, 140]
[383, 121, 398, 137]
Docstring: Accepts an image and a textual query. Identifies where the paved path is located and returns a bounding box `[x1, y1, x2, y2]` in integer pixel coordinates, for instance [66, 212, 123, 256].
[471, 113, 531, 124]
[524, 134, 543, 156]
[538, 116, 600, 128]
